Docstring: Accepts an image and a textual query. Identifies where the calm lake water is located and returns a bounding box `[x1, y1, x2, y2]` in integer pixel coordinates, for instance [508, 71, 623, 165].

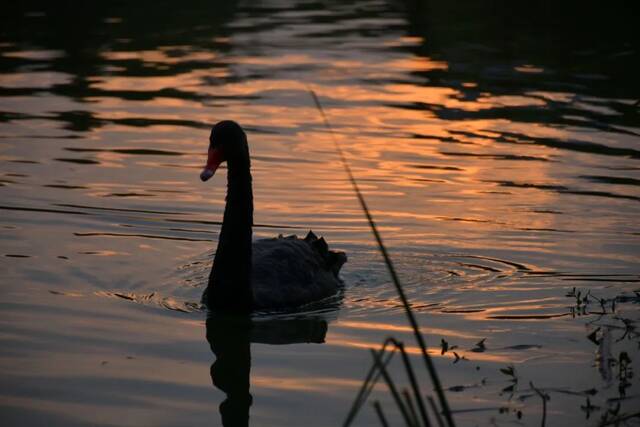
[1, 1, 639, 426]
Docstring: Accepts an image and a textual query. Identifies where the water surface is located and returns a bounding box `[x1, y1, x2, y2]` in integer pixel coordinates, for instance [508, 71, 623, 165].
[1, 1, 639, 426]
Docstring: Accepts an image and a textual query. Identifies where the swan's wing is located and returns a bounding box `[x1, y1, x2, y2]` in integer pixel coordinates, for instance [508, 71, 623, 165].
[251, 237, 340, 309]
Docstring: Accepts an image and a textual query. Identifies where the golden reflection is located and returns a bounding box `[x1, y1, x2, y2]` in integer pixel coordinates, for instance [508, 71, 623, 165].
[327, 335, 518, 363]
[514, 65, 545, 74]
[476, 95, 546, 108]
[382, 36, 424, 47]
[252, 375, 362, 392]
[92, 69, 227, 92]
[102, 48, 217, 64]
[462, 303, 570, 322]
[337, 320, 477, 339]
[384, 57, 448, 72]
[77, 250, 129, 257]
[3, 49, 65, 60]
[230, 54, 315, 66]
[89, 95, 206, 111]
[0, 71, 72, 88]
[527, 91, 574, 102]
[138, 244, 158, 250]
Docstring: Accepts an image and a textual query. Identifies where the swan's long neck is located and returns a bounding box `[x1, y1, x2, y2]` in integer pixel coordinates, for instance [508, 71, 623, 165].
[207, 158, 254, 312]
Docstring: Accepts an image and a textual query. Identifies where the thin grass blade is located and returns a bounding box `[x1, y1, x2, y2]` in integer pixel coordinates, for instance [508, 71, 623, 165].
[309, 90, 455, 427]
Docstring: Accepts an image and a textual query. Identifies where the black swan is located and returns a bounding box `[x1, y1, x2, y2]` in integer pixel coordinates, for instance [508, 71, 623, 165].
[200, 120, 347, 312]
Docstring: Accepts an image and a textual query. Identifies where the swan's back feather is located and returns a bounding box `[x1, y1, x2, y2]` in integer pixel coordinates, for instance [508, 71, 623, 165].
[251, 233, 346, 310]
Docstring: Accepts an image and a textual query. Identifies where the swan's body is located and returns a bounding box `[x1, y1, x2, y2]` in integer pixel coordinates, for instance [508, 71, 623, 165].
[251, 233, 346, 310]
[201, 120, 346, 313]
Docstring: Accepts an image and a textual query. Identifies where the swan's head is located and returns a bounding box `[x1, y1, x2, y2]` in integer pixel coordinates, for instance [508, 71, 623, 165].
[200, 120, 249, 182]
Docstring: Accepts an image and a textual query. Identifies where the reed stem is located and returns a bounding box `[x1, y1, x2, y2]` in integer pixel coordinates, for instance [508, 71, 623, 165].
[530, 382, 548, 427]
[403, 388, 420, 427]
[428, 396, 445, 427]
[310, 89, 455, 427]
[373, 401, 390, 427]
[345, 344, 396, 426]
[369, 349, 417, 426]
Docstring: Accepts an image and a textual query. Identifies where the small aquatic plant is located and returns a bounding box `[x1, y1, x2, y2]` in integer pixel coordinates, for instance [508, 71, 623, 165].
[490, 288, 640, 426]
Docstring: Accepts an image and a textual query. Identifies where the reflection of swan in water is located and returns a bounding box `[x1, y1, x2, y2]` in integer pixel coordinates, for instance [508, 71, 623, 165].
[206, 314, 330, 427]
[200, 120, 347, 313]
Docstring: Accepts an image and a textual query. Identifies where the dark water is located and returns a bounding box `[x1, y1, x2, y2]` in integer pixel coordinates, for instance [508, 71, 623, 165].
[1, 1, 639, 426]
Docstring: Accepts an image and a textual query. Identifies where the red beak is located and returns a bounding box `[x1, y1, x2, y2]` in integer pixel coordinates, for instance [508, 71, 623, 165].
[200, 147, 225, 182]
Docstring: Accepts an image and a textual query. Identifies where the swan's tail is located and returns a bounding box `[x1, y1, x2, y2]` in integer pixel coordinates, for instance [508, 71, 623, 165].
[304, 230, 347, 277]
